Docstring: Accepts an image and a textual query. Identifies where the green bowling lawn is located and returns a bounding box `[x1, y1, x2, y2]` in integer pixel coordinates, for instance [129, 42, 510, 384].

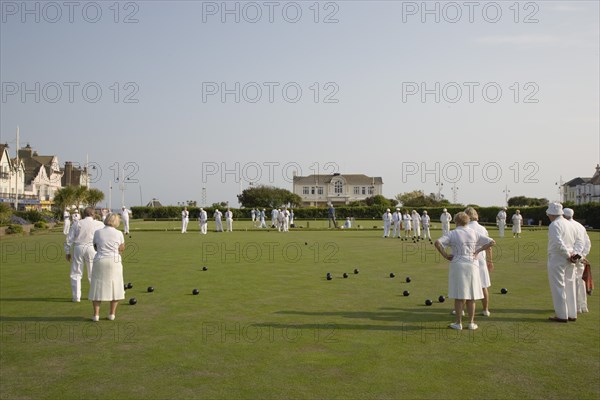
[1, 223, 598, 399]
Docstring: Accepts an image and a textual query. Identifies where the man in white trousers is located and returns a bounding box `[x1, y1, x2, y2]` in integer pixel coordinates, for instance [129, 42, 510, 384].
[181, 207, 189, 233]
[259, 209, 267, 228]
[214, 209, 223, 232]
[121, 206, 131, 236]
[382, 208, 392, 238]
[411, 210, 421, 240]
[199, 208, 208, 234]
[440, 208, 451, 236]
[63, 208, 71, 235]
[421, 210, 432, 242]
[496, 207, 507, 237]
[563, 208, 591, 313]
[271, 208, 278, 228]
[281, 207, 290, 232]
[392, 208, 402, 238]
[465, 207, 495, 316]
[64, 207, 104, 302]
[225, 208, 233, 232]
[546, 203, 578, 323]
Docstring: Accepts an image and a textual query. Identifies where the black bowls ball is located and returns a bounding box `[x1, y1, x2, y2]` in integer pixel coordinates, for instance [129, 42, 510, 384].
[354, 268, 359, 274]
[405, 277, 411, 283]
[501, 288, 508, 294]
[403, 290, 410, 296]
[343, 273, 348, 278]
[129, 298, 137, 305]
[438, 295, 445, 303]
[127, 282, 133, 289]
[192, 289, 200, 295]
[147, 286, 154, 293]
[425, 299, 433, 306]
[389, 273, 395, 278]
[202, 266, 208, 271]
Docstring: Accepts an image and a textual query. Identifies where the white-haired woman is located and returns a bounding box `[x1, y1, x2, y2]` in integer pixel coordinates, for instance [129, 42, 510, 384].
[435, 212, 496, 330]
[88, 213, 125, 321]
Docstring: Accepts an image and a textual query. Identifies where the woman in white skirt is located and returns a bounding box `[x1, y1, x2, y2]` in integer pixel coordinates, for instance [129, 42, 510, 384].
[89, 213, 125, 322]
[435, 212, 496, 331]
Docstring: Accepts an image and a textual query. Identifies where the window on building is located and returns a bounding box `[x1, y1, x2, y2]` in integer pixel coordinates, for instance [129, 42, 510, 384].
[334, 181, 343, 194]
[318, 187, 323, 195]
[368, 186, 374, 195]
[311, 187, 315, 195]
[303, 186, 309, 195]
[362, 187, 366, 195]
[353, 186, 360, 195]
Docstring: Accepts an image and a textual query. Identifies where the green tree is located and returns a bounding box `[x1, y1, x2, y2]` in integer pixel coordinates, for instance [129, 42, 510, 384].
[237, 185, 302, 208]
[508, 196, 549, 207]
[365, 195, 395, 208]
[396, 190, 451, 207]
[86, 188, 105, 209]
[73, 186, 89, 210]
[0, 202, 12, 225]
[53, 186, 76, 211]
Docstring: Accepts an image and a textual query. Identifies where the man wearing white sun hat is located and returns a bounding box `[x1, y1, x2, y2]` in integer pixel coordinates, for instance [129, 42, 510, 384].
[545, 202, 578, 323]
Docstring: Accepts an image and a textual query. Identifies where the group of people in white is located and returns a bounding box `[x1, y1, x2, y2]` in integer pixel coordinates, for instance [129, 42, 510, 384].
[430, 203, 592, 330]
[189, 207, 295, 233]
[383, 207, 526, 242]
[63, 206, 130, 321]
[61, 201, 591, 325]
[383, 208, 442, 242]
[495, 207, 523, 238]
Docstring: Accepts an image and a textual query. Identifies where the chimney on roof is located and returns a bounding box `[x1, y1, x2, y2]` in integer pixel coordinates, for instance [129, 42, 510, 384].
[65, 161, 73, 186]
[18, 144, 33, 159]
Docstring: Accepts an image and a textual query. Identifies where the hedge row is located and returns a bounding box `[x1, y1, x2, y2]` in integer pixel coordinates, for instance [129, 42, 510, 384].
[131, 204, 600, 228]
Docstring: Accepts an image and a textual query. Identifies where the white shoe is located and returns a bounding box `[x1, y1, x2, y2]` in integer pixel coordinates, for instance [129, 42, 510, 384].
[468, 323, 478, 330]
[448, 323, 462, 330]
[72, 298, 80, 303]
[482, 310, 491, 317]
[451, 310, 466, 316]
[582, 307, 589, 313]
[92, 315, 99, 322]
[107, 314, 115, 321]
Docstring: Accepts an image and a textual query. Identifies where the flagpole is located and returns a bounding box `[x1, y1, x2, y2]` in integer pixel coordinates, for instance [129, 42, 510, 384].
[14, 126, 19, 210]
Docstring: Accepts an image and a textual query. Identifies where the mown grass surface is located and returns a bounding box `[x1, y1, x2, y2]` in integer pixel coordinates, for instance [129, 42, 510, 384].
[1, 224, 598, 399]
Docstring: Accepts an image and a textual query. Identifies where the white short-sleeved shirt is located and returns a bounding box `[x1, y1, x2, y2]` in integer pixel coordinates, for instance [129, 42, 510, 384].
[437, 226, 493, 264]
[93, 226, 125, 262]
[468, 221, 489, 262]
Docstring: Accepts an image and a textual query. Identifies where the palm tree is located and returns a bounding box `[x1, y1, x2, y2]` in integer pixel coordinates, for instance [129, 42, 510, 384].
[53, 186, 76, 212]
[86, 188, 105, 209]
[73, 185, 89, 211]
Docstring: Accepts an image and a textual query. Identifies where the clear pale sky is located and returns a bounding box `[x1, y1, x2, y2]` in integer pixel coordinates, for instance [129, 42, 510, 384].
[1, 1, 598, 208]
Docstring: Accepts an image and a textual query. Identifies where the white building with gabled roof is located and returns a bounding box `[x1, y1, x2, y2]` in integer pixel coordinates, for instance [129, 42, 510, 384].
[293, 173, 383, 206]
[563, 164, 600, 204]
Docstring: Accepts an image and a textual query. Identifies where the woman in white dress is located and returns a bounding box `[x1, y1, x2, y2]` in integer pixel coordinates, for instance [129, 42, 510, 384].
[511, 209, 523, 238]
[89, 213, 125, 322]
[434, 212, 496, 331]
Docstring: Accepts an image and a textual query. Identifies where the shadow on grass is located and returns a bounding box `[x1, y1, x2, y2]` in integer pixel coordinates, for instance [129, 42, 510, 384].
[252, 322, 423, 332]
[0, 297, 72, 303]
[274, 308, 554, 325]
[0, 316, 88, 322]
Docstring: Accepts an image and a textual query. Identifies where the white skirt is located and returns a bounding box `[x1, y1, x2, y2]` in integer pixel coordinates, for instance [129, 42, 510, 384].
[448, 260, 484, 300]
[88, 257, 125, 301]
[479, 260, 491, 288]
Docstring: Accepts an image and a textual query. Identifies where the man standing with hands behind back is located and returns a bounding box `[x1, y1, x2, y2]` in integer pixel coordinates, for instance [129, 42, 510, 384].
[545, 203, 578, 323]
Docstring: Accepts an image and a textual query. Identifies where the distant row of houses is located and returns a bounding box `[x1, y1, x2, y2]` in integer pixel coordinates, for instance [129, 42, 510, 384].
[562, 164, 600, 205]
[0, 143, 89, 210]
